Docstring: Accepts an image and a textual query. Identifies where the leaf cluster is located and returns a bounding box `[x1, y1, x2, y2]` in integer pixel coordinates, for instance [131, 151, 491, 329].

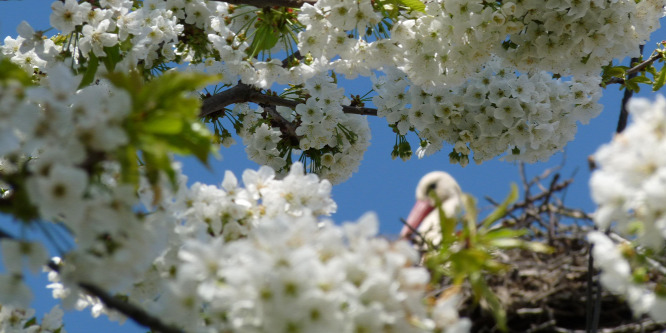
[424, 184, 552, 331]
[106, 70, 217, 200]
[602, 42, 666, 93]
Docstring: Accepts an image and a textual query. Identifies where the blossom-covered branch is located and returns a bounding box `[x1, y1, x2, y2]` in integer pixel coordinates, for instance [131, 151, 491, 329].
[209, 0, 316, 8]
[1, 0, 666, 332]
[46, 262, 185, 333]
[200, 83, 378, 118]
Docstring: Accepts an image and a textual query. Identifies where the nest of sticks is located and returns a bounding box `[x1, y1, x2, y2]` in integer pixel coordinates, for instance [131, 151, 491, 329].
[429, 163, 666, 332]
[463, 235, 665, 332]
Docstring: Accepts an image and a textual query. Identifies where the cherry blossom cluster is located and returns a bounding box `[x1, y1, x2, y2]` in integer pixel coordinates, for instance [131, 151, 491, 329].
[0, 63, 171, 311]
[499, 0, 665, 76]
[383, 0, 515, 88]
[133, 163, 468, 332]
[294, 0, 658, 165]
[296, 0, 663, 86]
[0, 239, 48, 307]
[2, 0, 664, 181]
[156, 213, 471, 333]
[234, 75, 371, 184]
[169, 163, 337, 241]
[373, 59, 603, 165]
[2, 0, 373, 182]
[0, 304, 66, 333]
[38, 162, 469, 332]
[587, 232, 666, 321]
[0, 64, 129, 228]
[50, 0, 184, 69]
[1, 0, 666, 329]
[589, 95, 666, 320]
[0, 52, 449, 331]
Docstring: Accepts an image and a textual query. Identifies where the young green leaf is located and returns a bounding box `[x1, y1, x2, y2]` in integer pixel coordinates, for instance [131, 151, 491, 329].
[0, 58, 33, 86]
[481, 183, 518, 229]
[78, 54, 99, 89]
[397, 0, 426, 12]
[101, 45, 122, 72]
[654, 67, 666, 91]
[107, 70, 217, 188]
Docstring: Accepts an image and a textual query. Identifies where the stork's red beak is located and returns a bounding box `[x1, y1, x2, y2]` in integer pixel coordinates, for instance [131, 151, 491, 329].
[400, 199, 434, 239]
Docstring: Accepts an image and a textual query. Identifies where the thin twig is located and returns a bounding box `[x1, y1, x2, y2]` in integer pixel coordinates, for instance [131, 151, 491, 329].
[605, 50, 662, 85]
[398, 217, 432, 250]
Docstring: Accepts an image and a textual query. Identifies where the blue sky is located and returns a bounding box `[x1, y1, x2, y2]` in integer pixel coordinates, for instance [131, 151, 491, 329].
[1, 1, 665, 332]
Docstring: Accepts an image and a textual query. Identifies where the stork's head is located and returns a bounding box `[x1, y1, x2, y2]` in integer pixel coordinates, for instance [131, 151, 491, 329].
[400, 171, 462, 240]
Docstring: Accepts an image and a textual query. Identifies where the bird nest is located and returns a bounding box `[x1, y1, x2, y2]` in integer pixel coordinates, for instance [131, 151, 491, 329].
[459, 232, 666, 332]
[432, 164, 666, 332]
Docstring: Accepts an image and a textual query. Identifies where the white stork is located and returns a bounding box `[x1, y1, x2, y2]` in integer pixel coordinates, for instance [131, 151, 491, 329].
[400, 171, 463, 245]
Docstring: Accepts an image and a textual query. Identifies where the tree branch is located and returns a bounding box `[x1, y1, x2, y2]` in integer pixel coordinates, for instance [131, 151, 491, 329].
[0, 228, 13, 239]
[200, 83, 378, 119]
[47, 261, 185, 333]
[616, 45, 644, 133]
[606, 49, 662, 85]
[261, 104, 300, 145]
[209, 0, 316, 8]
[281, 50, 302, 67]
[2, 229, 184, 333]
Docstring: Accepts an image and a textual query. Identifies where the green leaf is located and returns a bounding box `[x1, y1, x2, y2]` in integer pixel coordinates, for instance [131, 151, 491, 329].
[106, 70, 216, 188]
[23, 316, 37, 328]
[474, 276, 508, 332]
[604, 66, 627, 78]
[462, 194, 478, 240]
[248, 25, 280, 57]
[481, 183, 518, 229]
[117, 145, 139, 185]
[647, 64, 658, 76]
[489, 238, 523, 248]
[0, 58, 33, 86]
[101, 44, 122, 72]
[450, 249, 488, 276]
[437, 203, 457, 248]
[654, 67, 666, 91]
[489, 236, 552, 253]
[630, 75, 653, 85]
[143, 145, 177, 187]
[396, 0, 426, 12]
[521, 241, 554, 254]
[143, 116, 184, 134]
[78, 54, 99, 89]
[625, 79, 640, 93]
[161, 121, 213, 164]
[484, 228, 526, 240]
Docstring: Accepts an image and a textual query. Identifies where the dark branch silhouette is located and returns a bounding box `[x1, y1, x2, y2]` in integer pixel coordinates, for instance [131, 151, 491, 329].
[0, 225, 183, 333]
[616, 45, 645, 133]
[209, 0, 316, 8]
[261, 104, 300, 145]
[200, 83, 378, 119]
[46, 261, 185, 333]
